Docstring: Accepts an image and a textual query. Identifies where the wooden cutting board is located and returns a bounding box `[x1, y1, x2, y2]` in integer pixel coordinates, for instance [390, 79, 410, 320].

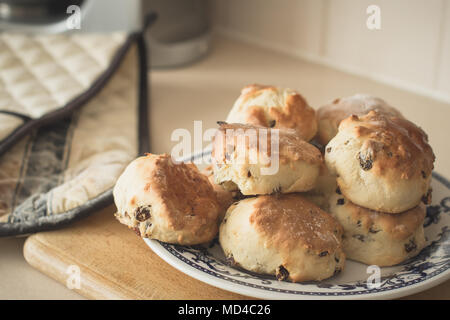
[21, 203, 450, 300]
[23, 205, 248, 300]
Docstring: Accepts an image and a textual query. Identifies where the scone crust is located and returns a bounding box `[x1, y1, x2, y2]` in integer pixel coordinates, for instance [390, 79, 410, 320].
[202, 165, 234, 222]
[213, 122, 322, 165]
[325, 110, 435, 213]
[328, 192, 426, 266]
[251, 194, 343, 253]
[212, 123, 323, 195]
[226, 84, 318, 141]
[317, 94, 403, 145]
[219, 194, 345, 282]
[113, 154, 220, 244]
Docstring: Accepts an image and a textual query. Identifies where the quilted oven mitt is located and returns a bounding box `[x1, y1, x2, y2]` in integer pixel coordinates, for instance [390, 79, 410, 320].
[0, 31, 149, 236]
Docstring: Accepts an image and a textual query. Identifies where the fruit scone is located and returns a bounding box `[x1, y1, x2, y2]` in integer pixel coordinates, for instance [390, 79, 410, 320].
[220, 193, 346, 282]
[113, 153, 222, 245]
[328, 191, 426, 266]
[211, 122, 323, 195]
[226, 84, 318, 141]
[316, 94, 403, 146]
[325, 110, 435, 214]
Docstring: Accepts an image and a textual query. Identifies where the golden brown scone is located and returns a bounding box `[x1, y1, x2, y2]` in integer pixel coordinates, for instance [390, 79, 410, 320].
[226, 84, 318, 141]
[325, 111, 435, 213]
[317, 94, 403, 145]
[219, 194, 345, 282]
[212, 122, 323, 195]
[202, 165, 234, 222]
[328, 192, 426, 266]
[113, 154, 221, 245]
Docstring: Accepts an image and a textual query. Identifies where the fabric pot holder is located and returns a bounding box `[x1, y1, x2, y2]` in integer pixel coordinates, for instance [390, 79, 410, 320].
[0, 22, 152, 236]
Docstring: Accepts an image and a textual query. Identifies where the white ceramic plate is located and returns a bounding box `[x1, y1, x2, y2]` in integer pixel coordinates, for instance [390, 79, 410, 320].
[144, 154, 450, 299]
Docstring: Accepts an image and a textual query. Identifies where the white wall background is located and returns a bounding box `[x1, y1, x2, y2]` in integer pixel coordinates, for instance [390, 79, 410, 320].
[211, 0, 450, 103]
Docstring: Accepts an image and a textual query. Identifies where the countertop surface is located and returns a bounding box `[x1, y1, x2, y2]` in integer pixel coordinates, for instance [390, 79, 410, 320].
[1, 35, 449, 299]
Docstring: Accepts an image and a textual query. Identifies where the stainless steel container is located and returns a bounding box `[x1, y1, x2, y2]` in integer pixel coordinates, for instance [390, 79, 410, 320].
[142, 0, 211, 68]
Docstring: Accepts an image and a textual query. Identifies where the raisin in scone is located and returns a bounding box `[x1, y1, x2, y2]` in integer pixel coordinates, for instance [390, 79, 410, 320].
[226, 84, 317, 141]
[219, 194, 345, 282]
[113, 154, 221, 245]
[316, 94, 403, 145]
[328, 192, 426, 266]
[325, 111, 435, 213]
[212, 122, 323, 195]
